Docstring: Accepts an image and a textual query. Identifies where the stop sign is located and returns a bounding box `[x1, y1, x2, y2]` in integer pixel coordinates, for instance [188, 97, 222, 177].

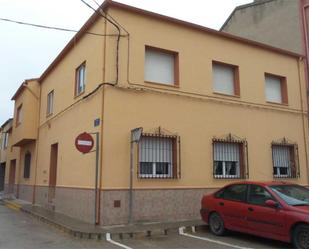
[75, 132, 94, 154]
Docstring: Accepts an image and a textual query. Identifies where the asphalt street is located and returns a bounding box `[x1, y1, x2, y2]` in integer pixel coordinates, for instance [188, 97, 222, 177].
[0, 202, 294, 249]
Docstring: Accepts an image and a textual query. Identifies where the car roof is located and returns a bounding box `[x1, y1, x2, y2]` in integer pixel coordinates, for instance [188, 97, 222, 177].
[226, 181, 294, 187]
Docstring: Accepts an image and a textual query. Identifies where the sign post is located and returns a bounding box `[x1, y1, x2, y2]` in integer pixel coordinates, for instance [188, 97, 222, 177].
[75, 132, 99, 225]
[129, 127, 143, 224]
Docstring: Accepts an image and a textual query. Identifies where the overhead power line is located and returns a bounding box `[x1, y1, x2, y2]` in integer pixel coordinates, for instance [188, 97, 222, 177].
[80, 0, 122, 84]
[0, 17, 119, 37]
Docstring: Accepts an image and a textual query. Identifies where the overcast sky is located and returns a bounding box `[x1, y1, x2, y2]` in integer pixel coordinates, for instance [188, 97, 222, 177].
[0, 0, 252, 125]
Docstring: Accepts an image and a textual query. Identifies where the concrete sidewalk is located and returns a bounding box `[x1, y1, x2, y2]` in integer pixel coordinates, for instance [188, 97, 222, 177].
[2, 198, 204, 240]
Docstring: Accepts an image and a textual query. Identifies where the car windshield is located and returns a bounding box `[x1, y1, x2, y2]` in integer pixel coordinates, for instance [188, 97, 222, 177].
[270, 184, 309, 206]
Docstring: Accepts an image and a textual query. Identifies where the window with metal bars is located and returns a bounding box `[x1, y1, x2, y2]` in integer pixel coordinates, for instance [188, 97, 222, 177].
[213, 137, 247, 179]
[138, 134, 180, 179]
[272, 144, 299, 178]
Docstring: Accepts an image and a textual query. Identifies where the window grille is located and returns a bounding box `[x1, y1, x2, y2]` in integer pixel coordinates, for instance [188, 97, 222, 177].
[272, 139, 299, 178]
[213, 134, 248, 179]
[138, 133, 180, 179]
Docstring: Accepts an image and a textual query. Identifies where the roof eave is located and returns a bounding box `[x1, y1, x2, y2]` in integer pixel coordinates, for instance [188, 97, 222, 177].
[38, 0, 304, 84]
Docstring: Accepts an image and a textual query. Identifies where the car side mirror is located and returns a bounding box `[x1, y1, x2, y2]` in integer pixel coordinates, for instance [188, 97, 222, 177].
[265, 199, 279, 208]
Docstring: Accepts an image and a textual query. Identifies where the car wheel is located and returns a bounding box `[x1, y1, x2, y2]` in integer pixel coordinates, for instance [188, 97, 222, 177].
[293, 224, 309, 249]
[209, 212, 225, 236]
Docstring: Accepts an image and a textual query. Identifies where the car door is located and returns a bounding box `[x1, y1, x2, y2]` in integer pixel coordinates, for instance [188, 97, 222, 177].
[215, 184, 248, 231]
[246, 184, 287, 238]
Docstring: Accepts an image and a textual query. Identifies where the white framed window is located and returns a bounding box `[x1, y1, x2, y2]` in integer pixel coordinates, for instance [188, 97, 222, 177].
[144, 46, 178, 85]
[139, 135, 178, 179]
[213, 142, 242, 179]
[265, 74, 287, 104]
[47, 90, 54, 116]
[75, 62, 86, 96]
[272, 145, 295, 178]
[213, 62, 239, 96]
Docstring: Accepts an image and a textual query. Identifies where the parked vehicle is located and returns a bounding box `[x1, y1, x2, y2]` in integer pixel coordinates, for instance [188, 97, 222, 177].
[200, 181, 309, 249]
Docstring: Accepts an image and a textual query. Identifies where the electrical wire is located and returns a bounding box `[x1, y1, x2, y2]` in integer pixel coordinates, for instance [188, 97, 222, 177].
[0, 17, 119, 37]
[80, 0, 121, 84]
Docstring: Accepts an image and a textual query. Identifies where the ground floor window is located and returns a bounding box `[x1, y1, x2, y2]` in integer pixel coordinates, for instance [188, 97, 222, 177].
[213, 134, 247, 179]
[272, 141, 299, 178]
[23, 152, 31, 179]
[138, 133, 179, 179]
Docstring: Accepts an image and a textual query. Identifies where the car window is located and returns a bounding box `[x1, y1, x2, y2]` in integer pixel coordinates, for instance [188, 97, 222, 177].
[248, 185, 274, 206]
[222, 184, 247, 202]
[270, 184, 309, 206]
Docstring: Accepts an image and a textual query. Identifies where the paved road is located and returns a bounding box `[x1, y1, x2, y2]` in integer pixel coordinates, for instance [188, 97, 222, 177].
[114, 227, 293, 249]
[0, 203, 118, 249]
[0, 202, 294, 249]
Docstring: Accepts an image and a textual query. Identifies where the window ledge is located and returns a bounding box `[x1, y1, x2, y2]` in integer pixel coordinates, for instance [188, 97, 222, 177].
[46, 113, 53, 118]
[74, 91, 85, 99]
[144, 81, 179, 89]
[213, 92, 240, 98]
[266, 101, 289, 106]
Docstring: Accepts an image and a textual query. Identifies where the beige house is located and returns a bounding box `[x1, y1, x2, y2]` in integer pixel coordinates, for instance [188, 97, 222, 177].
[0, 118, 19, 195]
[1, 0, 309, 225]
[0, 119, 12, 191]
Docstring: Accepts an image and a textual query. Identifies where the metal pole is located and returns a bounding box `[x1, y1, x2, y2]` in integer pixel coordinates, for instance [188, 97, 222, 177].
[94, 132, 99, 225]
[129, 138, 134, 224]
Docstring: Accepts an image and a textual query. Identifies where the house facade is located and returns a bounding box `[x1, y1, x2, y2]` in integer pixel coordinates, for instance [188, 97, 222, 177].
[0, 118, 20, 195]
[1, 0, 309, 225]
[221, 0, 309, 104]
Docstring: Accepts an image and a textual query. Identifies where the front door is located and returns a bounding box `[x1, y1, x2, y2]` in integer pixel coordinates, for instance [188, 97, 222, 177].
[0, 163, 5, 191]
[48, 143, 58, 203]
[8, 160, 16, 193]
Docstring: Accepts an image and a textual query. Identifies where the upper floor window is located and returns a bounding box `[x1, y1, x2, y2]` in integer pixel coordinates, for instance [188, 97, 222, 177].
[47, 90, 54, 116]
[16, 104, 22, 126]
[144, 46, 179, 86]
[138, 133, 180, 179]
[272, 142, 299, 178]
[213, 134, 248, 179]
[23, 152, 31, 179]
[75, 62, 86, 96]
[265, 73, 288, 104]
[1, 132, 9, 149]
[212, 61, 240, 96]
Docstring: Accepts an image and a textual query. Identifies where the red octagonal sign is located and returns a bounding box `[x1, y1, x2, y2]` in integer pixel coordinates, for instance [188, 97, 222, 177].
[75, 132, 94, 154]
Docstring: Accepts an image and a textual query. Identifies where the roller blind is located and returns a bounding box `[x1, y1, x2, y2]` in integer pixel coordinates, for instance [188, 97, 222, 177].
[213, 63, 235, 95]
[265, 75, 282, 103]
[214, 142, 240, 162]
[272, 145, 290, 168]
[145, 49, 174, 85]
[139, 136, 173, 163]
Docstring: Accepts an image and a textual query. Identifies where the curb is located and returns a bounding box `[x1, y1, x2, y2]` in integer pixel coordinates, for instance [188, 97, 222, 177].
[19, 205, 204, 240]
[3, 199, 22, 211]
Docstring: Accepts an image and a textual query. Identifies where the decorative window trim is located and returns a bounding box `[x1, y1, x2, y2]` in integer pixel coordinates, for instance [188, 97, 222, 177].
[16, 104, 22, 127]
[265, 73, 288, 105]
[212, 133, 248, 179]
[137, 127, 181, 179]
[144, 46, 179, 87]
[75, 61, 86, 97]
[46, 90, 54, 116]
[271, 137, 299, 179]
[212, 61, 240, 97]
[2, 132, 9, 150]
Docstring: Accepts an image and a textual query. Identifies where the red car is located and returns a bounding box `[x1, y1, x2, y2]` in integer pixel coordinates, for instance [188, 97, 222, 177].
[200, 181, 309, 249]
